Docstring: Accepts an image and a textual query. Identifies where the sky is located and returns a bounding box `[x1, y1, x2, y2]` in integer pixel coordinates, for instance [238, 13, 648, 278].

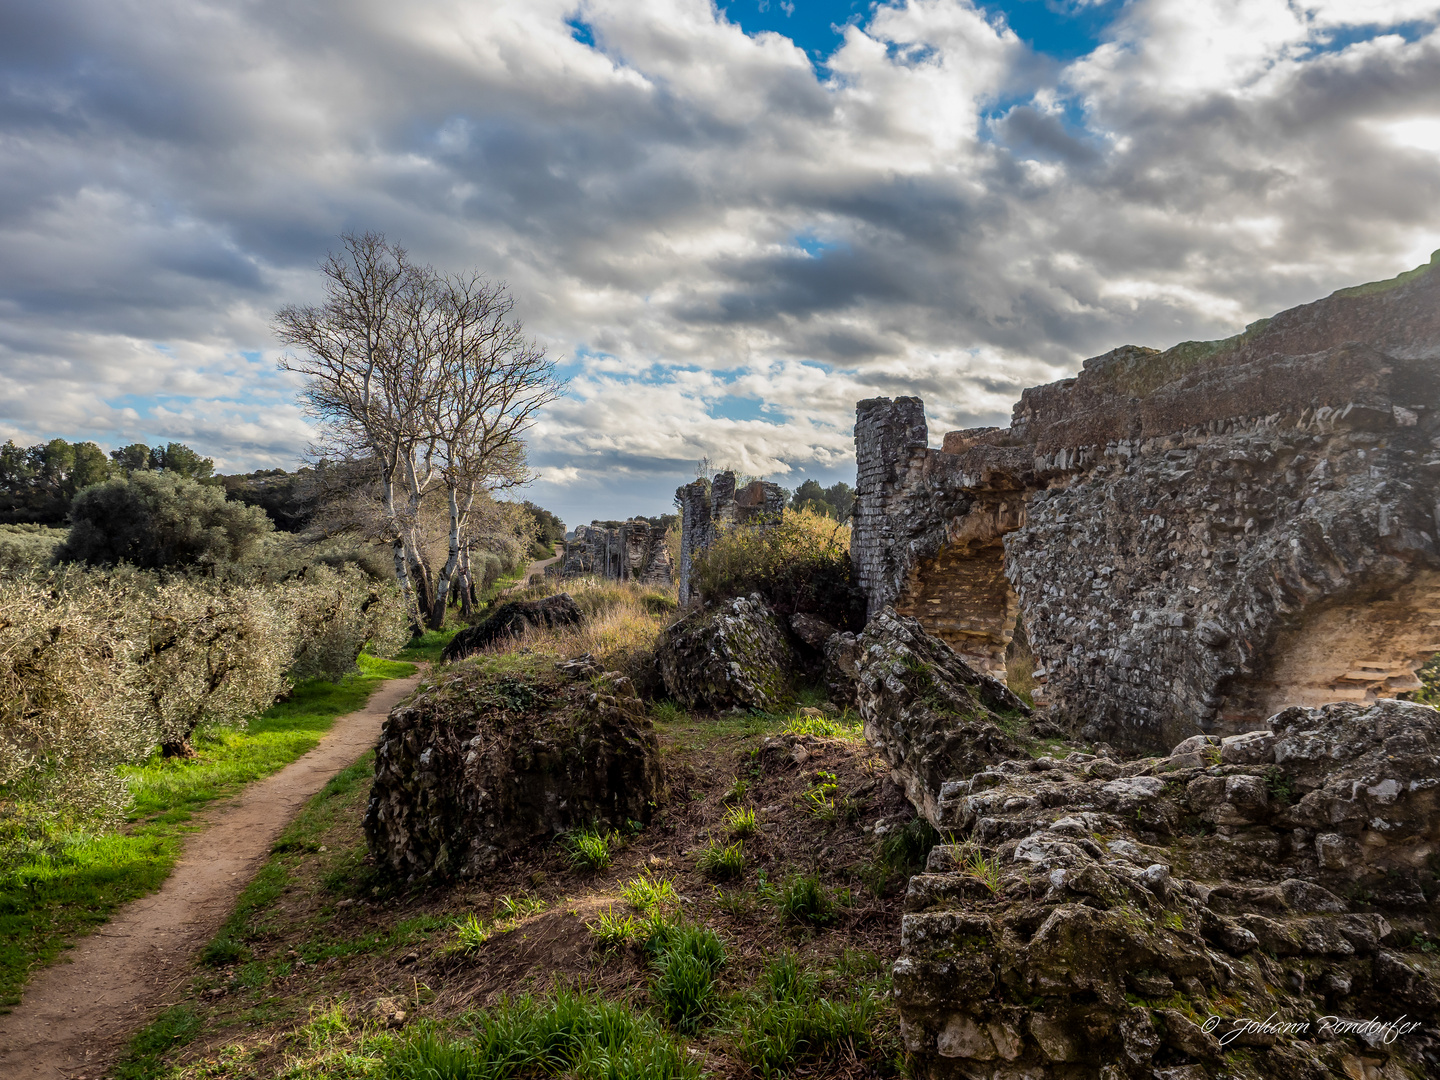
[2, 1, 1439, 528]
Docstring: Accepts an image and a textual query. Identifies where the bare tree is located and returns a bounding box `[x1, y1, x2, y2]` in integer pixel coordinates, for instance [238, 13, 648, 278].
[274, 233, 563, 630]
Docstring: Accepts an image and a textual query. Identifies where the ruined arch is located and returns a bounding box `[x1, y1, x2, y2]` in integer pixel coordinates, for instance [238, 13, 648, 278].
[1217, 571, 1440, 731]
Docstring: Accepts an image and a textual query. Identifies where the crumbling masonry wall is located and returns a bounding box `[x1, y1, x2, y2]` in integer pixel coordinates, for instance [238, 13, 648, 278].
[675, 471, 786, 606]
[552, 518, 673, 586]
[853, 254, 1440, 752]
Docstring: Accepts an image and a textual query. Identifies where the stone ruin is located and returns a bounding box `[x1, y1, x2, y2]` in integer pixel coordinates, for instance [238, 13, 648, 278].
[853, 253, 1440, 754]
[550, 517, 673, 586]
[674, 470, 786, 606]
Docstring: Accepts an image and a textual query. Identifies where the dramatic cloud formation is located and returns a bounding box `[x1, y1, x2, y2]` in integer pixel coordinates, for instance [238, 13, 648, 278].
[1, 0, 1438, 524]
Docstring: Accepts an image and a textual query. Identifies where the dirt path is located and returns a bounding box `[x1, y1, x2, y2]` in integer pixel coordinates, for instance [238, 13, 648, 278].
[501, 550, 562, 594]
[0, 670, 424, 1079]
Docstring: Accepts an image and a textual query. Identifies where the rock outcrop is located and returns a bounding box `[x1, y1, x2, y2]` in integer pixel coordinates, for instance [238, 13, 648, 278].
[853, 609, 1030, 824]
[655, 593, 796, 711]
[363, 664, 663, 879]
[852, 254, 1440, 752]
[894, 697, 1440, 1080]
[440, 593, 583, 662]
[552, 519, 672, 586]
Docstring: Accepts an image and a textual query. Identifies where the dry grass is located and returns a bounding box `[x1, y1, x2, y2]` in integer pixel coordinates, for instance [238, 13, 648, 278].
[475, 576, 677, 678]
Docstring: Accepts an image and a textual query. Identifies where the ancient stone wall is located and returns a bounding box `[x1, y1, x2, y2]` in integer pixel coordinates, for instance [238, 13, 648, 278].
[852, 254, 1440, 751]
[551, 518, 672, 586]
[674, 470, 786, 606]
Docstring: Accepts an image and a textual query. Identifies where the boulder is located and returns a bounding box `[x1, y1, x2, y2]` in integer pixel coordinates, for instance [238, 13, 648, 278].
[852, 608, 1030, 825]
[363, 663, 662, 879]
[788, 611, 839, 650]
[655, 594, 796, 710]
[441, 593, 584, 662]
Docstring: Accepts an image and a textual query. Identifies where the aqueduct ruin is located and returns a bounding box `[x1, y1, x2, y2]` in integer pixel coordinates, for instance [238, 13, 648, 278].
[852, 254, 1440, 752]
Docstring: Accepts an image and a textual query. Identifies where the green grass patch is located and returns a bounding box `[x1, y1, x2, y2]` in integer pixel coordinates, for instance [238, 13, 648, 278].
[385, 990, 704, 1080]
[395, 628, 460, 663]
[112, 1004, 203, 1080]
[0, 655, 414, 1011]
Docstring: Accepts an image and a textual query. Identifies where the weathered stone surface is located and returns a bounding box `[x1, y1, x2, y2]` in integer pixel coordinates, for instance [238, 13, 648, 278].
[852, 255, 1440, 752]
[655, 594, 796, 710]
[441, 593, 583, 662]
[552, 518, 672, 585]
[852, 608, 1029, 824]
[892, 698, 1440, 1080]
[788, 611, 839, 650]
[363, 665, 663, 879]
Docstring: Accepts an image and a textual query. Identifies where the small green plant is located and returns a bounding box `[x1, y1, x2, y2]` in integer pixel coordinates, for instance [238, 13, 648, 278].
[587, 906, 637, 949]
[453, 912, 492, 953]
[564, 825, 620, 871]
[774, 873, 834, 926]
[620, 870, 679, 911]
[495, 894, 547, 920]
[782, 713, 861, 739]
[650, 924, 728, 1033]
[696, 839, 746, 880]
[963, 848, 1002, 893]
[800, 787, 837, 821]
[1263, 766, 1295, 806]
[723, 778, 749, 804]
[651, 700, 686, 723]
[724, 804, 759, 838]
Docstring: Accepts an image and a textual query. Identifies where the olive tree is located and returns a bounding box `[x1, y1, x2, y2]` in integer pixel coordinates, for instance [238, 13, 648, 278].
[60, 472, 273, 570]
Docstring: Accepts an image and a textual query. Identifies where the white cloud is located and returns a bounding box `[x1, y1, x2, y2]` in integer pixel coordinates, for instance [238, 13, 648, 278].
[0, 0, 1438, 525]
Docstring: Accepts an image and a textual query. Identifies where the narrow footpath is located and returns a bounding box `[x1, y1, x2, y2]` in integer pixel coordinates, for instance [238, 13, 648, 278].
[0, 669, 425, 1079]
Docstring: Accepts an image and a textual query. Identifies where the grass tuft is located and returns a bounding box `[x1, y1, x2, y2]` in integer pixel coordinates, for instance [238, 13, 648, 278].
[723, 805, 758, 838]
[619, 870, 678, 912]
[695, 839, 746, 880]
[772, 873, 834, 926]
[563, 825, 620, 871]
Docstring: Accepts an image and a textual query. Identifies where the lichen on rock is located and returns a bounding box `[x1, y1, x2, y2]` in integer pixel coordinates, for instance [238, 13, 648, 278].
[852, 607, 1030, 825]
[655, 593, 797, 711]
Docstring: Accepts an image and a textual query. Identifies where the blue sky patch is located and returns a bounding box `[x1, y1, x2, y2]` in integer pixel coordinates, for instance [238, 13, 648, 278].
[567, 16, 596, 48]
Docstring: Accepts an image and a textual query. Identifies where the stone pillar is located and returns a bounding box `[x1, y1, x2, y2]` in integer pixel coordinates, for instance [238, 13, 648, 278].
[853, 397, 929, 618]
[676, 480, 711, 607]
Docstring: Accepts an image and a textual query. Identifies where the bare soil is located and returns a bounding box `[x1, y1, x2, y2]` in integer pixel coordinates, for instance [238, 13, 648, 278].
[0, 671, 424, 1080]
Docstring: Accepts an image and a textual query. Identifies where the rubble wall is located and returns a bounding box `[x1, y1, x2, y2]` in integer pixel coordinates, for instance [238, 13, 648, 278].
[674, 471, 786, 607]
[853, 254, 1440, 751]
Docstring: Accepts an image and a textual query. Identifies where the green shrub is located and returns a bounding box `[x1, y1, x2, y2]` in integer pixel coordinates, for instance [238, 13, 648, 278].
[695, 839, 746, 880]
[689, 508, 864, 630]
[61, 472, 272, 570]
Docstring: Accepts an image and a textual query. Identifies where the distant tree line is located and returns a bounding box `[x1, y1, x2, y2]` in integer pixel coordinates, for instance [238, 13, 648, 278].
[0, 438, 216, 525]
[788, 479, 854, 522]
